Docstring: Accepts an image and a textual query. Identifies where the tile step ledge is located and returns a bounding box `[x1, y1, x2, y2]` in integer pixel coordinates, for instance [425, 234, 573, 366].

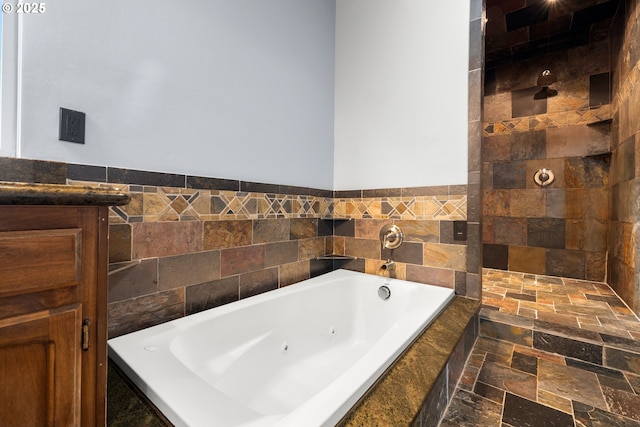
[479, 307, 640, 376]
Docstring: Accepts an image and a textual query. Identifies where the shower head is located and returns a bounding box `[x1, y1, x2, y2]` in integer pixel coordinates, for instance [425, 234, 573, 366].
[537, 69, 557, 87]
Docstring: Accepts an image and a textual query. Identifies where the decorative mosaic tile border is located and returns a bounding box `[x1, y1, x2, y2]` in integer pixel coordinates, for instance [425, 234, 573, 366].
[101, 185, 333, 223]
[69, 181, 467, 223]
[333, 195, 467, 220]
[483, 104, 612, 136]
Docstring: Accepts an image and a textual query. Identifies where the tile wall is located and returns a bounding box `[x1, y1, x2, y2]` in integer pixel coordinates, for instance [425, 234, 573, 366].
[0, 157, 473, 337]
[104, 180, 470, 338]
[609, 0, 640, 314]
[482, 22, 613, 281]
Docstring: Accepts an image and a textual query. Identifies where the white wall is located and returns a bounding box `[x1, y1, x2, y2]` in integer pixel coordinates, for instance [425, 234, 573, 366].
[334, 0, 470, 190]
[10, 0, 336, 189]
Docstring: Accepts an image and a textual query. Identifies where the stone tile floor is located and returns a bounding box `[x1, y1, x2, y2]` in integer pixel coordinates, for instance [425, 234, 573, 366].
[439, 269, 640, 426]
[481, 269, 640, 340]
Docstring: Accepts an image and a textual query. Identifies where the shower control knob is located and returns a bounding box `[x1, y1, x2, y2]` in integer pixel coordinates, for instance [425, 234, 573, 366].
[533, 168, 555, 187]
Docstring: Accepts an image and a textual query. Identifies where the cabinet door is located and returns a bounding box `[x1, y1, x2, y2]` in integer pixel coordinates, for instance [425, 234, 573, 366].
[0, 305, 82, 427]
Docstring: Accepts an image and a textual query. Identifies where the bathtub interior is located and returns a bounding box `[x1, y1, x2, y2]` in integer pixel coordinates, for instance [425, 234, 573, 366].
[108, 269, 455, 426]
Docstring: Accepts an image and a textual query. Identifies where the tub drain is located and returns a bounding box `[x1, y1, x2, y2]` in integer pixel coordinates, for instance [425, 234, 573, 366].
[281, 342, 289, 352]
[329, 327, 337, 336]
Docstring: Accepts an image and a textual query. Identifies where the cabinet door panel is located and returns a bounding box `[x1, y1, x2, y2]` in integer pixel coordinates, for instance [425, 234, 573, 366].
[0, 305, 82, 427]
[0, 229, 82, 297]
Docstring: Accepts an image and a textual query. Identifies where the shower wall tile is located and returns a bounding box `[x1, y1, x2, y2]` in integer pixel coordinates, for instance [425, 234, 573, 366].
[493, 161, 527, 189]
[590, 72, 611, 107]
[484, 93, 512, 122]
[585, 251, 607, 282]
[527, 218, 565, 249]
[493, 217, 527, 246]
[549, 77, 590, 113]
[512, 87, 547, 118]
[565, 188, 610, 220]
[546, 189, 567, 218]
[509, 189, 545, 218]
[483, 190, 510, 216]
[545, 249, 586, 279]
[565, 155, 611, 188]
[612, 135, 636, 185]
[546, 126, 591, 158]
[483, 134, 512, 162]
[586, 121, 612, 154]
[511, 130, 546, 161]
[565, 219, 608, 252]
[482, 216, 495, 244]
[508, 246, 545, 275]
[608, 0, 640, 315]
[483, 244, 509, 270]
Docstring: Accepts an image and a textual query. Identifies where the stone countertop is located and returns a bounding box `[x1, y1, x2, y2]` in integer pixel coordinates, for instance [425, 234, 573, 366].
[0, 181, 130, 206]
[338, 296, 480, 426]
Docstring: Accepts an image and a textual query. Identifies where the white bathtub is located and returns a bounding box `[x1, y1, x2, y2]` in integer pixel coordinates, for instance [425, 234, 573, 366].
[108, 269, 454, 427]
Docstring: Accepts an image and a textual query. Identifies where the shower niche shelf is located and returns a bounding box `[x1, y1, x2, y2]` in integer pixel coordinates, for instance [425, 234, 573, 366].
[586, 118, 612, 126]
[320, 217, 353, 221]
[314, 254, 357, 260]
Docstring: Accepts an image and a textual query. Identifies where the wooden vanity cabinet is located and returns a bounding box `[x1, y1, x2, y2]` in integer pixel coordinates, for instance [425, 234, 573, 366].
[0, 205, 110, 427]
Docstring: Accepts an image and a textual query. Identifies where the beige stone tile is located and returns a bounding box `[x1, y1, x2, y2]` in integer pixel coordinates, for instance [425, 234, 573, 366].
[538, 359, 608, 410]
[354, 219, 391, 239]
[423, 243, 466, 270]
[537, 389, 574, 414]
[298, 237, 326, 260]
[395, 219, 440, 243]
[132, 221, 203, 259]
[508, 246, 546, 274]
[509, 189, 546, 217]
